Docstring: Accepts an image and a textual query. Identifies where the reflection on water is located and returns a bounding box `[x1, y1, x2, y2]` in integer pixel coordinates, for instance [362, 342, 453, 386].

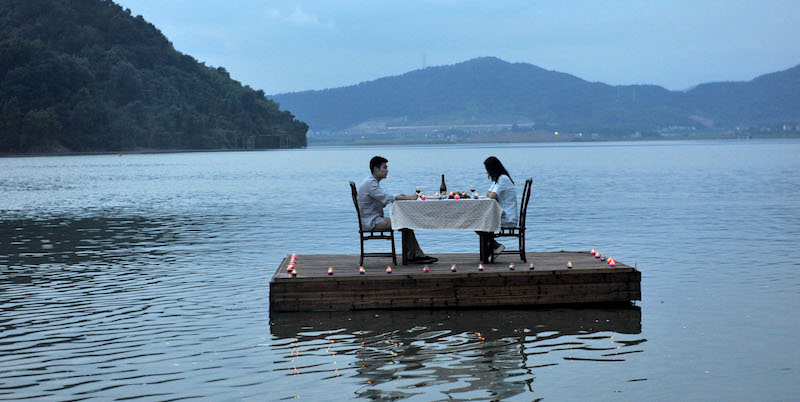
[270, 308, 643, 400]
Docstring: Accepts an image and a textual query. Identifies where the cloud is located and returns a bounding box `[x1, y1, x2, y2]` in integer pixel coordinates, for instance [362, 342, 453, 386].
[264, 7, 335, 29]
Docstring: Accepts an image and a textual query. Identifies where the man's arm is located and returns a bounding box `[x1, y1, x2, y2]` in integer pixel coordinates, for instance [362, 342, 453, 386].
[395, 193, 418, 200]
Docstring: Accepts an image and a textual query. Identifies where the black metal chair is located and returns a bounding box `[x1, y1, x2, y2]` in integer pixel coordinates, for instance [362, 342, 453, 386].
[489, 178, 533, 263]
[350, 181, 397, 265]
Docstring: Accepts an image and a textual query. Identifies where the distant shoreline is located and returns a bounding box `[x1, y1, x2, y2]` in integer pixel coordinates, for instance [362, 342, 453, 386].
[1, 135, 798, 157]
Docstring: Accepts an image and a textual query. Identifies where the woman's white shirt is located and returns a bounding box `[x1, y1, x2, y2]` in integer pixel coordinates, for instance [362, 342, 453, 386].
[489, 175, 518, 227]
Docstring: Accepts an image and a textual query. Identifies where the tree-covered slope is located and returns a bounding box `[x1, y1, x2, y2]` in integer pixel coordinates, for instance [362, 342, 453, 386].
[0, 0, 307, 153]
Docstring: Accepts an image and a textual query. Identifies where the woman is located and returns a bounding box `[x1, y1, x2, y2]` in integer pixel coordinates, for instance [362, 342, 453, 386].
[480, 156, 518, 257]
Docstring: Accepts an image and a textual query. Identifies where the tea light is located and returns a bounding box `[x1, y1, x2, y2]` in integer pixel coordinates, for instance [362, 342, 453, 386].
[509, 263, 515, 270]
[327, 267, 333, 275]
[473, 194, 479, 199]
[423, 266, 429, 273]
[292, 253, 297, 259]
[287, 264, 294, 272]
[608, 258, 616, 267]
[291, 269, 297, 277]
[451, 264, 457, 272]
[567, 261, 573, 269]
[590, 249, 596, 255]
[600, 255, 606, 262]
[595, 252, 601, 259]
[386, 266, 392, 274]
[359, 266, 365, 274]
[529, 263, 535, 270]
[420, 195, 426, 200]
[454, 194, 460, 200]
[478, 264, 484, 271]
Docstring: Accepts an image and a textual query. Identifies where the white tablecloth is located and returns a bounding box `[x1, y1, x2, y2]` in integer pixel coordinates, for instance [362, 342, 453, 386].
[390, 198, 502, 232]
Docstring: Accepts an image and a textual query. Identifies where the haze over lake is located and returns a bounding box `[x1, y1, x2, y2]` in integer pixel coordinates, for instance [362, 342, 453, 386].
[1, 140, 798, 399]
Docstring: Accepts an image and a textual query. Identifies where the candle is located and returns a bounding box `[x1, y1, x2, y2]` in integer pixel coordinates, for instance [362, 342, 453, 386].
[420, 195, 426, 200]
[608, 258, 616, 267]
[600, 255, 606, 261]
[291, 269, 297, 277]
[386, 266, 392, 274]
[454, 194, 460, 200]
[509, 263, 515, 270]
[423, 266, 429, 273]
[327, 267, 333, 275]
[359, 266, 365, 275]
[451, 264, 457, 272]
[595, 252, 601, 259]
[567, 261, 573, 269]
[529, 263, 535, 270]
[292, 253, 297, 259]
[478, 264, 484, 271]
[590, 249, 596, 255]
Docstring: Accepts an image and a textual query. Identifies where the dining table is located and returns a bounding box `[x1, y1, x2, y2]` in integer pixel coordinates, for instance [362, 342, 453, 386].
[390, 196, 502, 265]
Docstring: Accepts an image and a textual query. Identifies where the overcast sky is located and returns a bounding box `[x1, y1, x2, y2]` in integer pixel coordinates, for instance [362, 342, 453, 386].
[115, 0, 800, 95]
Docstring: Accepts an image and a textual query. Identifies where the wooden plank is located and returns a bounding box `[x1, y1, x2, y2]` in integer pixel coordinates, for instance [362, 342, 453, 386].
[269, 251, 641, 311]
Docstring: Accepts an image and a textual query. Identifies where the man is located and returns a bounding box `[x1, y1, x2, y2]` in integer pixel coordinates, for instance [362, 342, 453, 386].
[357, 156, 438, 264]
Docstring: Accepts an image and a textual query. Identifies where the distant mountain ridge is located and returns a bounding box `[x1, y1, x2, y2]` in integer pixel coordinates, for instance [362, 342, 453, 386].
[272, 57, 800, 135]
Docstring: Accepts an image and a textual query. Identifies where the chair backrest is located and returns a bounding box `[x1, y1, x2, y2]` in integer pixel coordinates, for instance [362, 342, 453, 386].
[349, 181, 364, 231]
[518, 178, 533, 229]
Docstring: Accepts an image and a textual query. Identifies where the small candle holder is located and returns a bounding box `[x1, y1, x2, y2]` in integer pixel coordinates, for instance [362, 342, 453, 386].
[291, 269, 297, 277]
[359, 266, 365, 274]
[509, 263, 515, 270]
[608, 258, 616, 267]
[420, 195, 426, 200]
[478, 264, 484, 271]
[590, 249, 596, 256]
[451, 264, 457, 272]
[423, 265, 429, 273]
[567, 261, 573, 269]
[529, 263, 535, 270]
[386, 266, 392, 274]
[327, 267, 333, 275]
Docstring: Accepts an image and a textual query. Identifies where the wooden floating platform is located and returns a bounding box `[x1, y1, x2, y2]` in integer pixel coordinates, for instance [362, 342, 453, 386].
[269, 251, 641, 312]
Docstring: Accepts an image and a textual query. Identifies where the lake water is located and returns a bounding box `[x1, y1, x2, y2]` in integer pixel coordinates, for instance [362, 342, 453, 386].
[1, 140, 799, 400]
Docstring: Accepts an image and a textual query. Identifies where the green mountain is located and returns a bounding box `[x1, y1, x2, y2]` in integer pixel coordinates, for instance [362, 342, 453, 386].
[0, 0, 308, 153]
[272, 57, 800, 136]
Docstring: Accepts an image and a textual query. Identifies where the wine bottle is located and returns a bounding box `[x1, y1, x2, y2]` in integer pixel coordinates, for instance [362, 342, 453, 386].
[440, 174, 447, 195]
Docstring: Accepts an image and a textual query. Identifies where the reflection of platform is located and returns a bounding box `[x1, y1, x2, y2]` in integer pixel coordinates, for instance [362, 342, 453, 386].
[270, 251, 641, 311]
[270, 306, 642, 340]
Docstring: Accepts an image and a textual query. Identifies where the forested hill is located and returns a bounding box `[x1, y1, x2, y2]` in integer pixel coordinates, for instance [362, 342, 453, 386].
[0, 0, 307, 154]
[272, 57, 800, 135]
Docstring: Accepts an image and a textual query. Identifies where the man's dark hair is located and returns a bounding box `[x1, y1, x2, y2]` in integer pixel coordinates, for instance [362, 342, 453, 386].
[484, 156, 514, 184]
[370, 156, 388, 173]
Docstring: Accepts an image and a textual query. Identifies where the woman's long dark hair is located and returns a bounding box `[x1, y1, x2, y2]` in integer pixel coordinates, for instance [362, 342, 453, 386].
[484, 156, 514, 184]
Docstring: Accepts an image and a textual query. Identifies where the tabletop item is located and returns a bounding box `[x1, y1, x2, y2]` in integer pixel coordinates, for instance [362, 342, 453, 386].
[451, 264, 457, 272]
[359, 266, 365, 274]
[423, 265, 429, 273]
[386, 266, 392, 274]
[327, 267, 333, 275]
[567, 261, 573, 269]
[509, 263, 515, 270]
[529, 263, 535, 270]
[478, 263, 484, 271]
[440, 174, 447, 195]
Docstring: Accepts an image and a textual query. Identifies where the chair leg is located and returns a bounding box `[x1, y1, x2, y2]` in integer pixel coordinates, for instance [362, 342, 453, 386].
[520, 232, 526, 262]
[359, 236, 365, 266]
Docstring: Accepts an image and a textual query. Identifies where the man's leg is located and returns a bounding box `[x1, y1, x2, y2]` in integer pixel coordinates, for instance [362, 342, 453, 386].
[400, 229, 424, 259]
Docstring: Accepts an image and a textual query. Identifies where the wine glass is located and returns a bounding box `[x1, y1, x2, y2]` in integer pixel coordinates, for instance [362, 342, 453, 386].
[470, 184, 477, 198]
[415, 186, 422, 198]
